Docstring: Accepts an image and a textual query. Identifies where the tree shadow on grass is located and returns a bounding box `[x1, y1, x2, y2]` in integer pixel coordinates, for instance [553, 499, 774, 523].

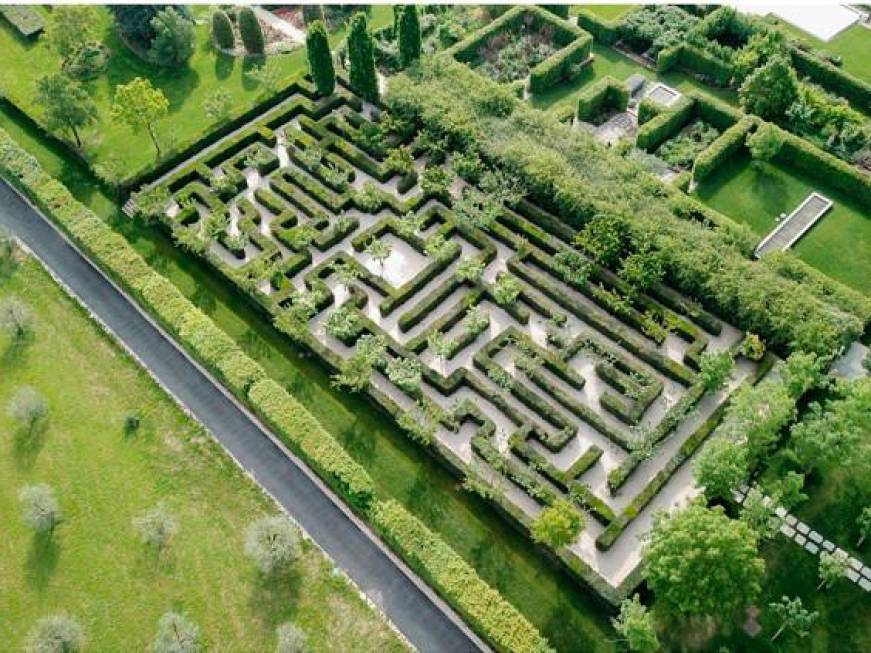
[133, 543, 178, 580]
[26, 531, 60, 591]
[248, 565, 303, 627]
[403, 469, 446, 529]
[340, 418, 375, 468]
[13, 419, 49, 470]
[215, 53, 235, 81]
[191, 283, 218, 316]
[750, 162, 791, 216]
[240, 327, 270, 360]
[241, 57, 263, 92]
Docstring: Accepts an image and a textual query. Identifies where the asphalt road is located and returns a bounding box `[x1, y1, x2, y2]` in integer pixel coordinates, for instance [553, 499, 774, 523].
[0, 179, 485, 653]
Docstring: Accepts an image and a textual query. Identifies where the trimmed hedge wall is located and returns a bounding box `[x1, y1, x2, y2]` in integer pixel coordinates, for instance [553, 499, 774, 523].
[530, 36, 593, 94]
[658, 43, 733, 87]
[576, 76, 629, 122]
[575, 9, 620, 46]
[372, 500, 556, 653]
[693, 115, 754, 180]
[635, 96, 695, 151]
[790, 46, 871, 114]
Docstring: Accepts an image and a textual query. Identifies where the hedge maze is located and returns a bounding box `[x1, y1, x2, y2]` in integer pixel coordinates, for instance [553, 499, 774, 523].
[140, 78, 771, 602]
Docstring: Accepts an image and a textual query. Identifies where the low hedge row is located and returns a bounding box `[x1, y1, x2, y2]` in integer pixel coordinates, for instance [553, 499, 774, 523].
[692, 115, 754, 180]
[657, 43, 733, 87]
[0, 127, 555, 653]
[576, 76, 629, 122]
[371, 500, 556, 653]
[790, 46, 871, 114]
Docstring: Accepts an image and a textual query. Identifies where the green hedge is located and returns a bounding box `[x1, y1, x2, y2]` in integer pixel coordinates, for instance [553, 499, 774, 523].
[771, 122, 871, 208]
[693, 115, 754, 180]
[790, 46, 871, 114]
[529, 36, 593, 94]
[576, 76, 629, 122]
[371, 500, 555, 653]
[635, 96, 695, 151]
[575, 9, 620, 45]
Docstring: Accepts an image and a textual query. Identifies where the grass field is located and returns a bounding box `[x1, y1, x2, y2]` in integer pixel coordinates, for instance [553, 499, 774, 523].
[774, 21, 871, 86]
[694, 153, 871, 296]
[0, 6, 393, 181]
[571, 5, 638, 21]
[0, 257, 407, 652]
[529, 43, 737, 113]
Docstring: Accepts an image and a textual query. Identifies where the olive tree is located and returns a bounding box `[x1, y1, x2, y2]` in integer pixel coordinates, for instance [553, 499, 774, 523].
[244, 515, 301, 575]
[275, 622, 308, 653]
[0, 296, 34, 347]
[152, 612, 200, 653]
[769, 595, 818, 641]
[612, 594, 659, 652]
[8, 386, 48, 434]
[19, 484, 61, 534]
[531, 499, 583, 548]
[133, 502, 179, 550]
[24, 615, 85, 653]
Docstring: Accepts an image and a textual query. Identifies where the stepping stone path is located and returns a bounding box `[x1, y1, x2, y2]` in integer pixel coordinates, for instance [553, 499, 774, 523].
[734, 484, 871, 592]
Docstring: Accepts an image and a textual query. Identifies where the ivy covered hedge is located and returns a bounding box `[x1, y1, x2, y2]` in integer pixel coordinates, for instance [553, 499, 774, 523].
[692, 115, 755, 180]
[790, 46, 871, 114]
[576, 76, 629, 122]
[371, 500, 555, 653]
[574, 9, 620, 45]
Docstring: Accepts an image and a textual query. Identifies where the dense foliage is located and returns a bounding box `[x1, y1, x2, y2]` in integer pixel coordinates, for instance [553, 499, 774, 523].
[348, 12, 379, 101]
[306, 20, 335, 96]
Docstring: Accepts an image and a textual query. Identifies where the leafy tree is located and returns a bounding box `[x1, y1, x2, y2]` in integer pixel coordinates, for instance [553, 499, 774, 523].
[150, 7, 195, 68]
[789, 398, 861, 473]
[306, 20, 335, 96]
[19, 484, 61, 534]
[211, 9, 235, 50]
[721, 379, 795, 465]
[642, 502, 764, 618]
[781, 351, 825, 399]
[244, 515, 301, 575]
[739, 333, 766, 361]
[34, 74, 97, 149]
[111, 77, 169, 157]
[424, 233, 454, 262]
[246, 60, 283, 96]
[332, 334, 386, 392]
[612, 594, 659, 652]
[348, 12, 378, 101]
[133, 185, 171, 225]
[856, 506, 871, 548]
[385, 356, 422, 394]
[427, 330, 452, 367]
[698, 349, 733, 392]
[455, 257, 484, 284]
[492, 273, 521, 306]
[8, 386, 48, 434]
[275, 622, 308, 653]
[747, 122, 785, 164]
[464, 305, 489, 335]
[0, 226, 17, 277]
[133, 502, 179, 550]
[739, 55, 799, 121]
[769, 596, 818, 641]
[365, 237, 392, 272]
[454, 188, 500, 232]
[325, 304, 362, 341]
[619, 250, 664, 295]
[385, 145, 414, 176]
[575, 213, 629, 266]
[766, 471, 807, 511]
[394, 211, 424, 238]
[694, 436, 748, 499]
[740, 487, 782, 540]
[0, 296, 33, 347]
[420, 165, 452, 197]
[110, 5, 166, 52]
[331, 260, 361, 290]
[24, 615, 85, 653]
[398, 4, 421, 67]
[152, 612, 200, 653]
[203, 88, 233, 123]
[238, 7, 265, 55]
[817, 550, 848, 590]
[44, 5, 98, 59]
[531, 499, 583, 548]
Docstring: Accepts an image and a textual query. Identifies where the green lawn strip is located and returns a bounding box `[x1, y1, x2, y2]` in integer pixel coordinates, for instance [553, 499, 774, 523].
[0, 120, 613, 652]
[0, 6, 393, 182]
[0, 259, 406, 652]
[570, 5, 638, 21]
[694, 152, 871, 296]
[773, 21, 871, 86]
[529, 43, 737, 113]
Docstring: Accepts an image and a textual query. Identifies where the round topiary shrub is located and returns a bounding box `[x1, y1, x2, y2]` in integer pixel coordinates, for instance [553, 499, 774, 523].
[62, 42, 110, 80]
[211, 10, 235, 50]
[238, 7, 265, 55]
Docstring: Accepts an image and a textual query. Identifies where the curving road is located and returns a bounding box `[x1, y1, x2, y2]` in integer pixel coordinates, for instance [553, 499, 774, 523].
[0, 179, 485, 653]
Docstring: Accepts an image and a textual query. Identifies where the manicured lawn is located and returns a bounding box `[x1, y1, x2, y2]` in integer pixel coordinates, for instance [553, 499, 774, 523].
[529, 43, 738, 113]
[0, 104, 617, 653]
[0, 257, 407, 652]
[694, 152, 871, 296]
[774, 21, 871, 86]
[0, 6, 393, 181]
[571, 5, 638, 21]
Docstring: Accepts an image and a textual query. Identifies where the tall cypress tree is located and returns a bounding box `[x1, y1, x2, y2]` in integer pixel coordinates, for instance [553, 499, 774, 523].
[348, 12, 378, 102]
[398, 4, 421, 67]
[306, 20, 335, 96]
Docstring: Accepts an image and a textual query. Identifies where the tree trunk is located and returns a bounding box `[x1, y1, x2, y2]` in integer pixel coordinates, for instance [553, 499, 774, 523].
[817, 578, 826, 590]
[147, 123, 162, 158]
[858, 534, 866, 548]
[69, 123, 82, 149]
[771, 623, 786, 641]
